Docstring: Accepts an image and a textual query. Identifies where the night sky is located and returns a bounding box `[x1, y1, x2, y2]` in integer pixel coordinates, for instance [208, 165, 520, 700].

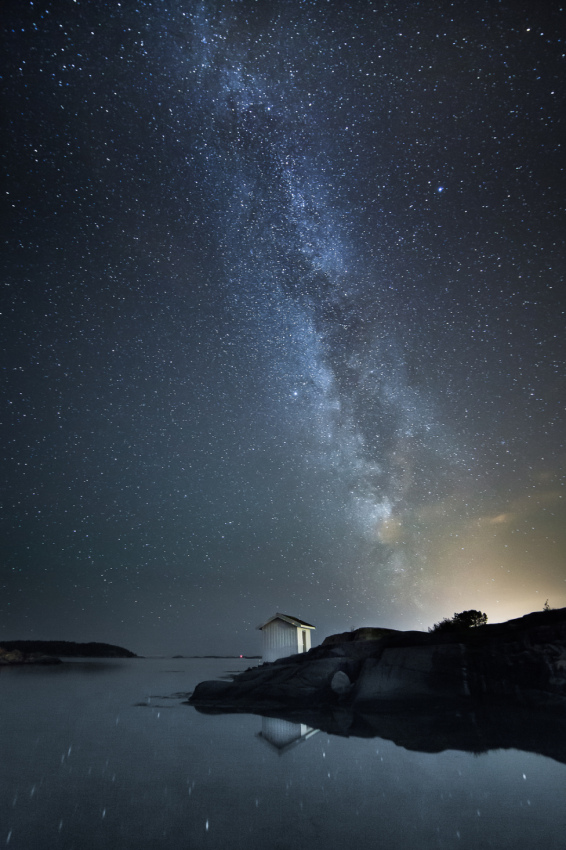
[2, 0, 565, 656]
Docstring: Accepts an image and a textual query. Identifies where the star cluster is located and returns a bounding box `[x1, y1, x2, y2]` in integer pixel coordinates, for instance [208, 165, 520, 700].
[2, 0, 565, 653]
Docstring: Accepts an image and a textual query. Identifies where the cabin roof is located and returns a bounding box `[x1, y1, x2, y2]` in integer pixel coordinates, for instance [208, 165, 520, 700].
[257, 612, 315, 630]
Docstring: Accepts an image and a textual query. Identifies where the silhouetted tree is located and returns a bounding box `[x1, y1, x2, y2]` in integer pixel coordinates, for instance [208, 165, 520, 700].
[429, 617, 456, 633]
[429, 609, 487, 633]
[453, 609, 488, 629]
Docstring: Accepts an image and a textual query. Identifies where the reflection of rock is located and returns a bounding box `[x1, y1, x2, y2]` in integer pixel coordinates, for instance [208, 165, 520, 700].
[189, 608, 566, 717]
[0, 647, 62, 665]
[227, 700, 566, 765]
[258, 717, 318, 753]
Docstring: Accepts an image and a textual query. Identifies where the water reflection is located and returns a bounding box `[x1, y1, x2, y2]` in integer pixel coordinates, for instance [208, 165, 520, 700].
[194, 699, 566, 765]
[257, 716, 318, 753]
[3, 659, 566, 850]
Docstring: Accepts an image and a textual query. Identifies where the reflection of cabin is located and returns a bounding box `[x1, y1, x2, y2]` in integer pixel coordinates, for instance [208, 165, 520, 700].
[257, 613, 315, 662]
[257, 716, 318, 754]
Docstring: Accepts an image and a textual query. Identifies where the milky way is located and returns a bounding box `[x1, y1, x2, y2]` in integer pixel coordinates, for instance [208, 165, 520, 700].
[3, 1, 565, 653]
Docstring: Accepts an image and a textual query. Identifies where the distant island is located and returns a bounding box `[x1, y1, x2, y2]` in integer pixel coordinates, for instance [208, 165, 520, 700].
[0, 641, 137, 665]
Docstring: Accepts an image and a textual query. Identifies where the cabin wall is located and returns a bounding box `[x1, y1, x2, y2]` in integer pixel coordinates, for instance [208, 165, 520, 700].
[300, 628, 312, 654]
[262, 619, 298, 662]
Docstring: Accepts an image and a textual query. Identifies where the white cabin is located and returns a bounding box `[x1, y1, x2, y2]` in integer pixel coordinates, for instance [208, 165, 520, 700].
[257, 613, 315, 662]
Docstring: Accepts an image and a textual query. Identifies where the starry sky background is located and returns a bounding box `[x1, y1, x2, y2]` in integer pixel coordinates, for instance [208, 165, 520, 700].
[2, 0, 565, 655]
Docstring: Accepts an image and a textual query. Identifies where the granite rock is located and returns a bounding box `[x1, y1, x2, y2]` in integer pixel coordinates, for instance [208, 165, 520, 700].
[0, 646, 62, 665]
[189, 608, 566, 713]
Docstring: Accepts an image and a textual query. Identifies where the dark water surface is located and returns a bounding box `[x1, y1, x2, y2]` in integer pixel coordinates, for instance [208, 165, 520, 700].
[2, 658, 565, 849]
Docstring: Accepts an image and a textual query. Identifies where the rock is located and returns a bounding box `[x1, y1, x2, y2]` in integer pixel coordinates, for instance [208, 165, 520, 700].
[322, 627, 397, 646]
[190, 656, 355, 709]
[331, 670, 352, 695]
[191, 680, 235, 702]
[0, 648, 25, 664]
[0, 646, 62, 665]
[189, 607, 566, 714]
[353, 643, 469, 707]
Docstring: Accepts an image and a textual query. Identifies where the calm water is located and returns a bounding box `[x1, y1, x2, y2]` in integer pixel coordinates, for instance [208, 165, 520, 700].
[1, 658, 565, 849]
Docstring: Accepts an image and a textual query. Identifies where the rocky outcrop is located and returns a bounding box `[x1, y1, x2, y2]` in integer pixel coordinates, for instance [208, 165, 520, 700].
[322, 626, 397, 645]
[353, 642, 471, 705]
[0, 646, 62, 666]
[189, 608, 566, 713]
